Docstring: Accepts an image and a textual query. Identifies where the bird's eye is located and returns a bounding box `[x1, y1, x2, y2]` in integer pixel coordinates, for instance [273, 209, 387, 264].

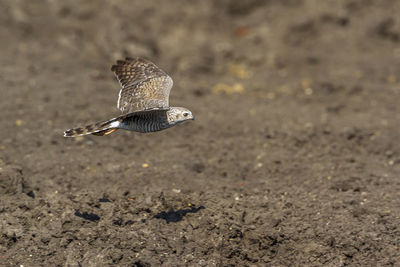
[183, 113, 189, 117]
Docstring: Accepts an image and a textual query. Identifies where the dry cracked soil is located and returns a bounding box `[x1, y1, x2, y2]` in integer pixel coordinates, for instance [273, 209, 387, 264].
[1, 0, 400, 266]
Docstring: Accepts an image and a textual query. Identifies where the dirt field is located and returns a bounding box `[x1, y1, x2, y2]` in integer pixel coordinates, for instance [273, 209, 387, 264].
[1, 0, 400, 266]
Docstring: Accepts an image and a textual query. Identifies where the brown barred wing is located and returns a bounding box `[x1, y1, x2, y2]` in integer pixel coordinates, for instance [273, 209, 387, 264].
[111, 57, 173, 113]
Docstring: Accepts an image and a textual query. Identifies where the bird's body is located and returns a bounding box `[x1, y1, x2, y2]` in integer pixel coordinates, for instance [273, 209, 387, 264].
[119, 109, 171, 133]
[64, 58, 194, 137]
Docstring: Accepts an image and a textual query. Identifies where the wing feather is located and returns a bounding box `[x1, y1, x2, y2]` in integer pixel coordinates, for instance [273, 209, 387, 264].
[111, 57, 173, 113]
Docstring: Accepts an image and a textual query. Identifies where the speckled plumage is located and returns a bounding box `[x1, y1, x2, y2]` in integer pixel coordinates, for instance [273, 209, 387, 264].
[64, 57, 193, 137]
[111, 57, 173, 113]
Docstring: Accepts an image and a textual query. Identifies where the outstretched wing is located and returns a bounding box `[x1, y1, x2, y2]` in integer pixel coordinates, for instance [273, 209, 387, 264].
[111, 57, 173, 113]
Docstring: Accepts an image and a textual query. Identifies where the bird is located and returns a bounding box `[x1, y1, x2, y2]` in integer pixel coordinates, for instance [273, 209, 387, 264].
[64, 57, 194, 137]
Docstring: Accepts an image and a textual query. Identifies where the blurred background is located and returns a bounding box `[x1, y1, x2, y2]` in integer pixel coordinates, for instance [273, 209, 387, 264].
[1, 0, 399, 266]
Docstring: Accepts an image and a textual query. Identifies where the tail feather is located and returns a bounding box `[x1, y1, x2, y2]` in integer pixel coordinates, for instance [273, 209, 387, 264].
[64, 118, 120, 137]
[92, 128, 118, 136]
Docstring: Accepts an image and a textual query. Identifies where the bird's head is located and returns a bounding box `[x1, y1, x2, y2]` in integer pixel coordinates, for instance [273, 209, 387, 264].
[167, 107, 194, 125]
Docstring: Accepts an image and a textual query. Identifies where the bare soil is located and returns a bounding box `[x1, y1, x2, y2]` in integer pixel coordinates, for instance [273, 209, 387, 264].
[1, 0, 400, 266]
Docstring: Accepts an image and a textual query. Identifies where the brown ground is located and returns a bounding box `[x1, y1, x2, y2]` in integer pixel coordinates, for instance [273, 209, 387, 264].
[1, 0, 400, 266]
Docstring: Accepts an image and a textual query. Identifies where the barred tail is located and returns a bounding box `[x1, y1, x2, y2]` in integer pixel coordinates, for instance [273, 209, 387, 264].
[64, 118, 120, 137]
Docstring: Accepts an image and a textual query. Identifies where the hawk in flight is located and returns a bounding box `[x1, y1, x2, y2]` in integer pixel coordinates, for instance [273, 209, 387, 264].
[64, 57, 194, 137]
